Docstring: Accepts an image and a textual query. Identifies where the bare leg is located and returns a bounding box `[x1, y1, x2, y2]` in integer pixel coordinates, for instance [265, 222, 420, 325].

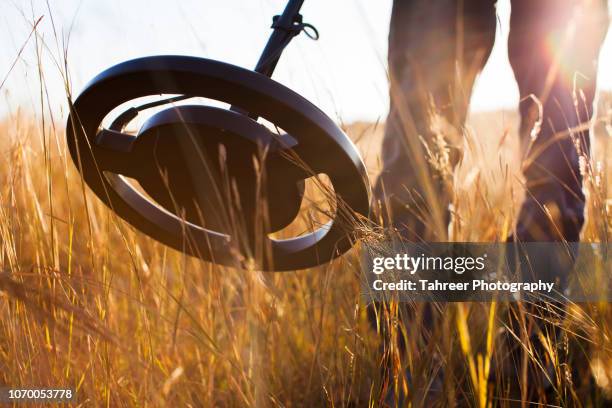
[374, 0, 497, 241]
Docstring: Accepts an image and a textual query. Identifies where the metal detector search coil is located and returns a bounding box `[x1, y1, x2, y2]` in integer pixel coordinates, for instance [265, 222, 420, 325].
[66, 0, 370, 271]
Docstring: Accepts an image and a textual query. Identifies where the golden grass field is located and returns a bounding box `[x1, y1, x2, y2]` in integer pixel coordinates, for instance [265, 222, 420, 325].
[0, 83, 611, 407]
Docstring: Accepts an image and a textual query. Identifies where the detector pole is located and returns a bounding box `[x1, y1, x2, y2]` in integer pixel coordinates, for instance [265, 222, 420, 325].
[253, 0, 305, 78]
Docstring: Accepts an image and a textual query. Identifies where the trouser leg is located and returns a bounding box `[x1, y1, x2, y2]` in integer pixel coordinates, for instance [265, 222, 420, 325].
[372, 2, 498, 404]
[374, 0, 497, 241]
[509, 0, 609, 242]
[497, 5, 609, 401]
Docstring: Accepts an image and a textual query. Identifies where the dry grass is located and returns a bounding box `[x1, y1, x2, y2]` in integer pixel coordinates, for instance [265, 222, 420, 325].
[0, 7, 611, 403]
[0, 95, 610, 406]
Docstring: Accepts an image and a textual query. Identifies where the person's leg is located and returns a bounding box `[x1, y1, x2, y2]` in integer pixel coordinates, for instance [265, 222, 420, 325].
[373, 2, 498, 405]
[499, 3, 609, 401]
[509, 0, 609, 242]
[374, 0, 497, 241]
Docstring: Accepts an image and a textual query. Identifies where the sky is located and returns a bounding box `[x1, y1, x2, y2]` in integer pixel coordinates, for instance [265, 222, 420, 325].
[1, 0, 612, 123]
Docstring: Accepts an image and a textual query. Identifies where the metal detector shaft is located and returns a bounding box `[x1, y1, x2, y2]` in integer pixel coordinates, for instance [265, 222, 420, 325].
[254, 0, 305, 77]
[229, 0, 305, 116]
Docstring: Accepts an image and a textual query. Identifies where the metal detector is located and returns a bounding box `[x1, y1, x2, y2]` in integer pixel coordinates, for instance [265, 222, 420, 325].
[66, 0, 371, 271]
